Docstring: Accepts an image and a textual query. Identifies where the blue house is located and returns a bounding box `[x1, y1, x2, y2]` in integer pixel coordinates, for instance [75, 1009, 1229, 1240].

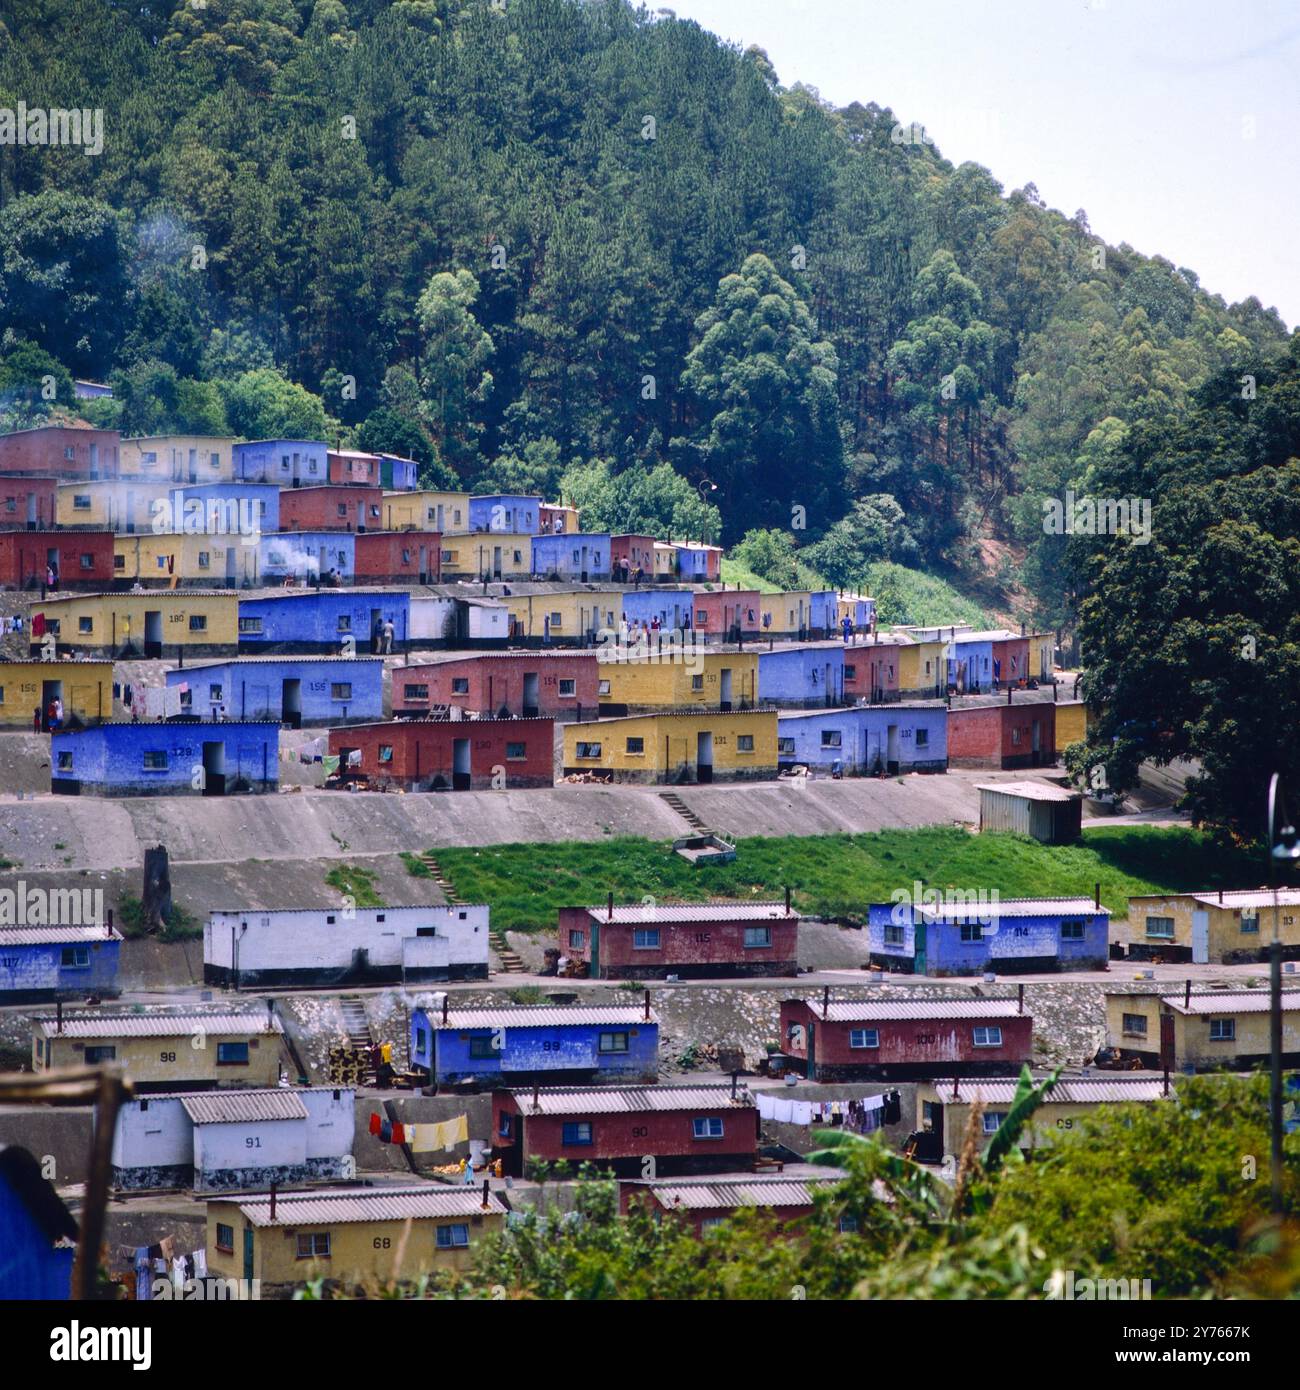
[468, 494, 542, 534]
[619, 589, 696, 633]
[867, 895, 1111, 976]
[758, 645, 846, 707]
[167, 656, 384, 726]
[378, 453, 419, 491]
[675, 542, 721, 581]
[232, 439, 328, 487]
[807, 592, 841, 636]
[165, 482, 279, 536]
[51, 721, 279, 796]
[531, 532, 612, 582]
[0, 924, 123, 1002]
[777, 705, 948, 774]
[947, 632, 995, 694]
[259, 530, 356, 583]
[409, 1002, 659, 1086]
[0, 1146, 77, 1300]
[236, 590, 410, 653]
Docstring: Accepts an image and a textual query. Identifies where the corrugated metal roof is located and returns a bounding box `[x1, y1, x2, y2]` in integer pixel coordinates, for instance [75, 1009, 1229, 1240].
[1162, 991, 1300, 1017]
[643, 1177, 843, 1210]
[505, 1086, 753, 1115]
[0, 925, 122, 945]
[930, 1077, 1170, 1104]
[812, 998, 1024, 1022]
[588, 902, 792, 924]
[0, 658, 112, 666]
[427, 1005, 657, 1030]
[915, 896, 1107, 922]
[236, 1185, 507, 1227]
[976, 781, 1079, 803]
[342, 717, 554, 731]
[36, 1011, 282, 1038]
[177, 655, 384, 669]
[569, 708, 777, 725]
[1190, 889, 1300, 910]
[180, 1090, 309, 1124]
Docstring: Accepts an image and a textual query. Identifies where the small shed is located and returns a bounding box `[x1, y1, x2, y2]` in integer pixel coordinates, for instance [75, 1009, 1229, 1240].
[977, 780, 1081, 844]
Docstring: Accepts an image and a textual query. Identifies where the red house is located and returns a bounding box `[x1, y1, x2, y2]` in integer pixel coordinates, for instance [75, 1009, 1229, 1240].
[394, 651, 598, 720]
[279, 485, 382, 533]
[493, 1084, 759, 1177]
[779, 994, 1033, 1081]
[0, 426, 120, 479]
[0, 531, 114, 590]
[843, 637, 902, 703]
[947, 700, 1056, 770]
[325, 449, 381, 486]
[328, 716, 554, 790]
[558, 896, 799, 979]
[990, 633, 1031, 689]
[354, 531, 440, 585]
[610, 535, 655, 582]
[692, 589, 761, 641]
[619, 1173, 846, 1236]
[0, 477, 58, 530]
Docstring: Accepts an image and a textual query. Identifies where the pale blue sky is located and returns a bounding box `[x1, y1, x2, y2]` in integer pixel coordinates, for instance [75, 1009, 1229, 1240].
[665, 0, 1299, 328]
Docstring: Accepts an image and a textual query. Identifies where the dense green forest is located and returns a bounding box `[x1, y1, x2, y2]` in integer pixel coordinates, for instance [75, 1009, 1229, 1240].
[0, 0, 1292, 632]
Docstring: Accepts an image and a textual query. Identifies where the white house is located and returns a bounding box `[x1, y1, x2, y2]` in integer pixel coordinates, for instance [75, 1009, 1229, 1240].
[204, 905, 491, 988]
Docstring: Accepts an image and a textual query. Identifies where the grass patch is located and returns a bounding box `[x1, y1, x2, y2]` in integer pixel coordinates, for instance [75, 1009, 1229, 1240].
[325, 864, 385, 908]
[400, 852, 433, 878]
[418, 826, 1257, 934]
[866, 562, 990, 628]
[116, 893, 200, 942]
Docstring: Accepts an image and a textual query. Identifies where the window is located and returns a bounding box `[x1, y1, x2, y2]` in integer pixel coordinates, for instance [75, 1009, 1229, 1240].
[498, 1111, 512, 1138]
[633, 927, 660, 949]
[972, 1027, 1003, 1048]
[1145, 916, 1175, 940]
[451, 678, 469, 695]
[1060, 919, 1084, 941]
[337, 615, 352, 633]
[114, 556, 125, 569]
[197, 551, 210, 569]
[598, 1031, 629, 1053]
[84, 1046, 116, 1063]
[737, 734, 754, 752]
[778, 737, 796, 755]
[569, 929, 585, 949]
[436, 1224, 469, 1249]
[1209, 1018, 1235, 1041]
[239, 617, 262, 634]
[844, 665, 856, 681]
[883, 924, 905, 946]
[73, 494, 91, 510]
[692, 1117, 724, 1139]
[378, 745, 393, 763]
[626, 737, 645, 755]
[80, 553, 94, 570]
[558, 679, 576, 697]
[821, 730, 842, 748]
[562, 1122, 593, 1146]
[691, 674, 704, 691]
[61, 947, 90, 969]
[142, 751, 169, 771]
[959, 923, 982, 943]
[849, 1029, 879, 1049]
[982, 1111, 1008, 1135]
[838, 1214, 860, 1233]
[79, 616, 93, 634]
[1240, 913, 1259, 934]
[402, 549, 411, 564]
[330, 683, 353, 701]
[337, 504, 347, 517]
[1122, 1013, 1148, 1037]
[188, 615, 207, 632]
[506, 742, 526, 760]
[575, 742, 602, 759]
[701, 1216, 726, 1231]
[915, 728, 929, 748]
[215, 1223, 235, 1253]
[468, 1037, 498, 1059]
[56, 751, 73, 772]
[296, 1233, 330, 1260]
[209, 684, 224, 703]
[597, 679, 611, 696]
[404, 684, 429, 701]
[548, 612, 562, 628]
[743, 926, 772, 949]
[217, 1042, 250, 1065]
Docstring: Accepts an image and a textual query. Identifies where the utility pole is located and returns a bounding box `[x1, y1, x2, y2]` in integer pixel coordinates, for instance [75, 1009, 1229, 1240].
[1266, 773, 1299, 1216]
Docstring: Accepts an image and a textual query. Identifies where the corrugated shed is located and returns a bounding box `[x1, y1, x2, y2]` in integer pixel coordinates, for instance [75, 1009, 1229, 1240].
[590, 902, 791, 924]
[507, 1086, 753, 1115]
[236, 1185, 508, 1227]
[180, 1090, 309, 1124]
[916, 896, 1106, 922]
[0, 925, 122, 945]
[1163, 991, 1300, 1016]
[932, 1077, 1170, 1104]
[1190, 889, 1300, 910]
[35, 1011, 282, 1038]
[431, 1005, 658, 1030]
[976, 781, 1078, 802]
[645, 1177, 841, 1210]
[814, 998, 1023, 1022]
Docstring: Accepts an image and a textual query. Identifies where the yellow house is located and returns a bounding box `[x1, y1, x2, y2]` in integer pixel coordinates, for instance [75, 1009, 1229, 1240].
[1104, 988, 1300, 1070]
[56, 480, 159, 533]
[206, 1186, 507, 1292]
[895, 636, 947, 698]
[383, 490, 470, 532]
[1054, 700, 1090, 752]
[114, 532, 260, 588]
[120, 435, 235, 483]
[1026, 631, 1054, 682]
[1124, 888, 1300, 964]
[916, 1075, 1171, 1160]
[596, 648, 758, 713]
[29, 591, 240, 658]
[0, 658, 113, 725]
[563, 707, 777, 783]
[502, 590, 622, 644]
[653, 542, 679, 582]
[759, 592, 818, 638]
[441, 532, 532, 581]
[33, 1009, 287, 1090]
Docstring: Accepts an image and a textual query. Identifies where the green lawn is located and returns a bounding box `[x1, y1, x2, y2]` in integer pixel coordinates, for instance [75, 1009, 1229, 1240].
[418, 826, 1257, 934]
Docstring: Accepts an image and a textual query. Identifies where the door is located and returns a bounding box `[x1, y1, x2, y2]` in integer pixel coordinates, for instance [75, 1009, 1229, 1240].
[914, 920, 927, 975]
[492, 546, 502, 579]
[579, 546, 589, 583]
[350, 948, 369, 981]
[522, 672, 539, 718]
[825, 664, 834, 707]
[26, 492, 37, 530]
[922, 1100, 943, 1155]
[40, 680, 63, 731]
[125, 489, 136, 534]
[886, 724, 900, 775]
[807, 1020, 816, 1081]
[719, 668, 732, 711]
[226, 545, 236, 586]
[696, 730, 713, 783]
[144, 610, 163, 658]
[589, 921, 600, 980]
[452, 738, 471, 791]
[202, 741, 227, 796]
[1031, 719, 1042, 766]
[1191, 909, 1209, 964]
[282, 679, 302, 729]
[419, 545, 428, 583]
[243, 1227, 254, 1282]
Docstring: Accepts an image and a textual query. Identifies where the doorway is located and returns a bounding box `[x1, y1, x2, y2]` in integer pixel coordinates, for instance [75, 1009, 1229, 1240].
[1031, 719, 1042, 765]
[144, 610, 163, 658]
[282, 679, 302, 729]
[452, 738, 471, 791]
[492, 546, 503, 579]
[522, 672, 539, 718]
[40, 679, 63, 731]
[696, 730, 713, 783]
[1191, 909, 1209, 965]
[886, 724, 900, 775]
[719, 668, 732, 711]
[202, 741, 227, 796]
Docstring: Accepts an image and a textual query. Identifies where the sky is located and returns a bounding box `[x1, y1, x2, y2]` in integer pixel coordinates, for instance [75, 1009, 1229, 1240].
[664, 0, 1299, 328]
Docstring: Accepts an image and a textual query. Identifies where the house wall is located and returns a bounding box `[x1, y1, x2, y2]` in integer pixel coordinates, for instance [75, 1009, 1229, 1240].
[947, 703, 1056, 770]
[0, 532, 115, 590]
[38, 1028, 285, 1090]
[597, 651, 759, 712]
[866, 905, 1110, 975]
[31, 592, 239, 657]
[354, 531, 439, 584]
[110, 1096, 193, 1187]
[896, 640, 946, 698]
[0, 660, 113, 725]
[531, 533, 613, 581]
[56, 481, 154, 532]
[563, 909, 799, 979]
[235, 592, 410, 653]
[610, 535, 656, 575]
[675, 546, 721, 581]
[326, 451, 380, 487]
[378, 455, 419, 491]
[0, 427, 120, 478]
[0, 477, 58, 530]
[692, 591, 761, 640]
[441, 532, 533, 580]
[258, 532, 356, 583]
[915, 1087, 1160, 1159]
[776, 706, 948, 774]
[757, 647, 846, 707]
[562, 710, 778, 783]
[232, 441, 328, 486]
[394, 653, 599, 718]
[113, 531, 261, 588]
[328, 718, 555, 790]
[502, 591, 620, 644]
[279, 486, 382, 533]
[842, 642, 903, 701]
[167, 658, 383, 725]
[120, 436, 234, 482]
[468, 495, 541, 534]
[618, 590, 695, 632]
[51, 723, 279, 797]
[1054, 701, 1089, 752]
[412, 1015, 659, 1085]
[0, 937, 120, 1002]
[382, 491, 470, 532]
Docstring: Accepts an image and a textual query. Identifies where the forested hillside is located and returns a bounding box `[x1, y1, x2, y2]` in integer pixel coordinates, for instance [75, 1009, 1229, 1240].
[0, 0, 1291, 630]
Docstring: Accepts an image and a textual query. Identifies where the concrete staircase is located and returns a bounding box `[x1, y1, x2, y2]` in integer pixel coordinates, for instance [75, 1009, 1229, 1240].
[416, 849, 524, 973]
[659, 790, 709, 832]
[339, 995, 375, 1084]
